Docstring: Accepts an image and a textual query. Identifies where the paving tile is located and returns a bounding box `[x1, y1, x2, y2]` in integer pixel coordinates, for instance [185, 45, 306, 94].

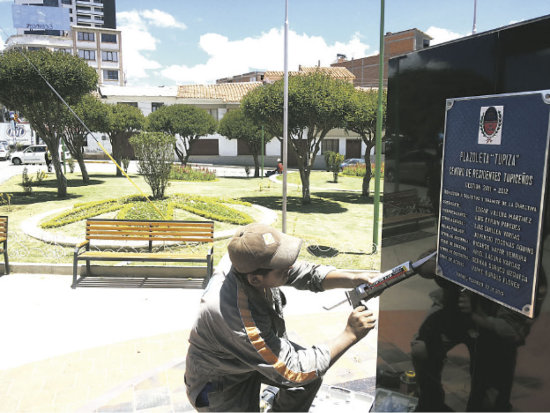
[134, 386, 171, 410]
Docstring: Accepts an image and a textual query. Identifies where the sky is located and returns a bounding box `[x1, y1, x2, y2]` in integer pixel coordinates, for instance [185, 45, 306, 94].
[0, 0, 549, 86]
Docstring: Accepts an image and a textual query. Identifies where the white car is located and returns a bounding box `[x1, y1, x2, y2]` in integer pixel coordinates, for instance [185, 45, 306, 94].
[0, 143, 9, 161]
[10, 144, 48, 165]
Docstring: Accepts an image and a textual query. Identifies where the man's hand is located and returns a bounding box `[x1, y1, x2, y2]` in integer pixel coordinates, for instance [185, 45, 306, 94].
[345, 306, 377, 341]
[328, 307, 376, 366]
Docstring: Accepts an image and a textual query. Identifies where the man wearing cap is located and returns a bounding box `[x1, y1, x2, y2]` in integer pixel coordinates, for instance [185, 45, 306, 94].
[185, 223, 377, 411]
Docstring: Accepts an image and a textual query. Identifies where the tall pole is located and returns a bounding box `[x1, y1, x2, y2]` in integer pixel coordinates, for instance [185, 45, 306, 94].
[472, 0, 477, 33]
[261, 125, 265, 178]
[372, 0, 385, 251]
[282, 0, 289, 233]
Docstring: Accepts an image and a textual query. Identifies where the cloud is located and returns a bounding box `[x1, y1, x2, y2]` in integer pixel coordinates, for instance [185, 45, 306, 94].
[117, 10, 165, 81]
[141, 9, 187, 30]
[161, 28, 370, 84]
[425, 26, 465, 45]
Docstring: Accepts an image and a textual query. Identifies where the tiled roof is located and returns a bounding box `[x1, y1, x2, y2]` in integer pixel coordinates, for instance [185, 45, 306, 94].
[264, 66, 355, 82]
[176, 82, 262, 102]
[99, 85, 178, 97]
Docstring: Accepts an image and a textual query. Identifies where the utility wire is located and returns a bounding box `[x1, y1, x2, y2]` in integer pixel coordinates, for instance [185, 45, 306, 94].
[0, 26, 166, 219]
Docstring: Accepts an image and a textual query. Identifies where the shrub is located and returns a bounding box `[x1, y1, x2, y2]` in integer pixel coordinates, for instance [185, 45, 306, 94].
[22, 167, 33, 194]
[117, 201, 174, 221]
[169, 164, 216, 181]
[130, 132, 176, 199]
[324, 151, 345, 182]
[35, 170, 46, 184]
[342, 163, 367, 177]
[67, 157, 76, 173]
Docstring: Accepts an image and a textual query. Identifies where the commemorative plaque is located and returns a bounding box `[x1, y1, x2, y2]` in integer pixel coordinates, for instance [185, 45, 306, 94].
[437, 91, 550, 317]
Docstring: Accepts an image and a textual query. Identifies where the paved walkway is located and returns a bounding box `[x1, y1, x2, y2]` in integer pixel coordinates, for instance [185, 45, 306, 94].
[0, 272, 379, 412]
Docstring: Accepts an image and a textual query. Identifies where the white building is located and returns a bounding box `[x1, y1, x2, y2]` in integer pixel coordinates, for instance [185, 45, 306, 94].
[94, 84, 368, 169]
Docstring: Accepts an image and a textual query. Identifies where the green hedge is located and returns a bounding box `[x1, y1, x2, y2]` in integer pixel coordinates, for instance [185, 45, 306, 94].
[117, 201, 174, 221]
[41, 199, 121, 228]
[41, 194, 253, 228]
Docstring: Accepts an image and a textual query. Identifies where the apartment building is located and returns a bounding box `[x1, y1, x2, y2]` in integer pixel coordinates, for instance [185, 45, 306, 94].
[6, 0, 123, 85]
[331, 28, 432, 87]
[14, 0, 115, 33]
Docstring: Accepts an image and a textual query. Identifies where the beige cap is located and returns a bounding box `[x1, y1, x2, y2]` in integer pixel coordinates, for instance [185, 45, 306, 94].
[227, 223, 303, 274]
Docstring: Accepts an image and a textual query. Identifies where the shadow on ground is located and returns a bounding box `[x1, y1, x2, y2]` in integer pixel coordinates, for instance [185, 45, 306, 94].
[314, 191, 374, 204]
[7, 191, 81, 205]
[241, 195, 347, 214]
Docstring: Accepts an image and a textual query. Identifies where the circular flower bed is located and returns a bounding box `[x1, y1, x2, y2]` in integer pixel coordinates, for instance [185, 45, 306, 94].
[41, 194, 254, 228]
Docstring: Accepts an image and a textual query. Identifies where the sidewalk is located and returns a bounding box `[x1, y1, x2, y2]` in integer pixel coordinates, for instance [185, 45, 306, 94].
[0, 272, 379, 412]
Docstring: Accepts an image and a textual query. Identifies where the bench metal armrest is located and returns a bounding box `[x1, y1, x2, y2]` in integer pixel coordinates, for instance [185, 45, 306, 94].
[74, 240, 90, 255]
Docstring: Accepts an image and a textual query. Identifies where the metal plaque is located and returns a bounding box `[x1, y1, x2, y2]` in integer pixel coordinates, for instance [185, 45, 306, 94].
[437, 90, 550, 317]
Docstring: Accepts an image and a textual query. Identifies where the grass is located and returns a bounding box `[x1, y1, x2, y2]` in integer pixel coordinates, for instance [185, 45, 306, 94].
[0, 168, 380, 270]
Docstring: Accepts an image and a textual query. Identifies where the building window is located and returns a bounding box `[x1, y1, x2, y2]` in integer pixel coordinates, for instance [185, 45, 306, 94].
[189, 139, 219, 156]
[101, 51, 118, 62]
[55, 48, 72, 54]
[322, 139, 339, 153]
[77, 31, 95, 41]
[28, 47, 44, 51]
[151, 102, 164, 112]
[78, 49, 96, 60]
[61, 0, 72, 4]
[104, 70, 120, 81]
[76, 6, 91, 11]
[101, 33, 117, 43]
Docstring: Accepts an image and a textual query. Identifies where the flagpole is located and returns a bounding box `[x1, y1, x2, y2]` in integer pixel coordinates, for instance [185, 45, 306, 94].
[372, 0, 385, 251]
[282, 0, 289, 233]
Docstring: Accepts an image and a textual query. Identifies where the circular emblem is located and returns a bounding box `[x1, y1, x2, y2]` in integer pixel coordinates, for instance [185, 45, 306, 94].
[479, 106, 502, 143]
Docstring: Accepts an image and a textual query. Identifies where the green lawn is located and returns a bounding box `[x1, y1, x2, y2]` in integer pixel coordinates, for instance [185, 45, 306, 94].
[0, 169, 380, 270]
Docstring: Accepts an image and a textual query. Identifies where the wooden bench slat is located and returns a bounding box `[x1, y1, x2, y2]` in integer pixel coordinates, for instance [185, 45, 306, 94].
[73, 218, 215, 288]
[80, 251, 207, 260]
[86, 226, 213, 233]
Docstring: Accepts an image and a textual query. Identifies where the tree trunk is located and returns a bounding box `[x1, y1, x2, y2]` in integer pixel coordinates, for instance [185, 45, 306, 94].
[299, 168, 311, 204]
[77, 156, 90, 184]
[252, 153, 260, 177]
[174, 143, 185, 165]
[50, 149, 67, 198]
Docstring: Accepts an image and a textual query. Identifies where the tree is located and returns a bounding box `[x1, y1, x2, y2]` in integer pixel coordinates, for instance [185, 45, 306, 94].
[0, 50, 97, 197]
[344, 88, 387, 197]
[147, 104, 217, 166]
[242, 72, 354, 204]
[218, 108, 272, 177]
[63, 94, 110, 184]
[324, 151, 345, 183]
[130, 132, 176, 199]
[101, 103, 145, 177]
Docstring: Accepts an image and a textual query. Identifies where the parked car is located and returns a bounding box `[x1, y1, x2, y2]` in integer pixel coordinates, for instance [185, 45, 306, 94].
[10, 144, 71, 166]
[10, 144, 48, 165]
[0, 142, 9, 161]
[340, 158, 366, 170]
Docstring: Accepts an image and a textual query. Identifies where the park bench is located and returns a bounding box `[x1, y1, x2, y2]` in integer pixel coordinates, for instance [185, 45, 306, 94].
[0, 216, 8, 275]
[72, 219, 214, 288]
[382, 189, 435, 237]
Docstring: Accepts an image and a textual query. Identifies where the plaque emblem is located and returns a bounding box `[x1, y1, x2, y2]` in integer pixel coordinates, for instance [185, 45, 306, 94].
[478, 106, 503, 145]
